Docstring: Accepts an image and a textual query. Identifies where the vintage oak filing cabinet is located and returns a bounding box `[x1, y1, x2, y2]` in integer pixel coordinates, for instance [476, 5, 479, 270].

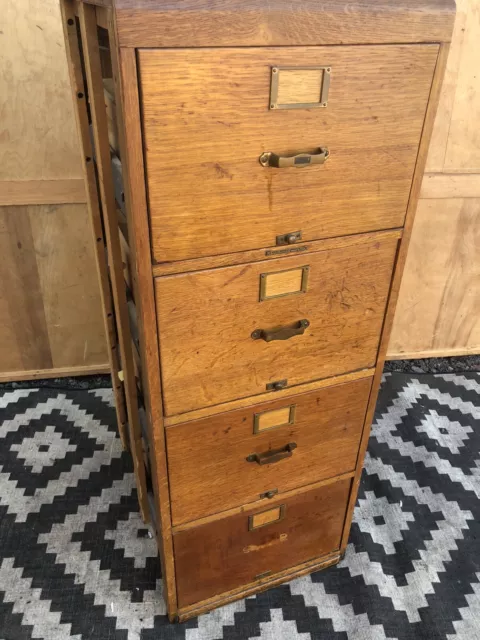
[61, 0, 455, 621]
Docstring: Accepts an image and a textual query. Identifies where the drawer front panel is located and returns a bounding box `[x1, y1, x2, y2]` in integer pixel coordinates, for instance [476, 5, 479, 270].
[155, 236, 397, 415]
[139, 45, 437, 262]
[174, 477, 351, 607]
[167, 377, 371, 525]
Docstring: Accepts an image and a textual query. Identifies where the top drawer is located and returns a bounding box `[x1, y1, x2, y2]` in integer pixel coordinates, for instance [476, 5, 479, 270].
[139, 45, 437, 262]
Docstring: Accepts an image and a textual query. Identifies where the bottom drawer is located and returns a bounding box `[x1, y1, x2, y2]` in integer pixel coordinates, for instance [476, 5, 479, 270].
[174, 477, 351, 608]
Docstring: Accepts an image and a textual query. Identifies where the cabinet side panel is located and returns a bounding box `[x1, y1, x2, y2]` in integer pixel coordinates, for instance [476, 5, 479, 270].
[115, 44, 178, 617]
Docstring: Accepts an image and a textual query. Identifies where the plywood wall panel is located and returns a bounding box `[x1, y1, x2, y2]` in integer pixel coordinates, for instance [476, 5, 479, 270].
[444, 0, 480, 173]
[0, 205, 108, 377]
[0, 207, 53, 372]
[425, 0, 468, 173]
[0, 0, 83, 181]
[389, 198, 480, 358]
[389, 0, 480, 359]
[0, 0, 109, 381]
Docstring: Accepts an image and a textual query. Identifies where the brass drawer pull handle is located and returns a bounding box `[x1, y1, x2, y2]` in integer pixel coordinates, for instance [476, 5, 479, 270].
[251, 319, 309, 342]
[259, 147, 329, 168]
[247, 442, 297, 466]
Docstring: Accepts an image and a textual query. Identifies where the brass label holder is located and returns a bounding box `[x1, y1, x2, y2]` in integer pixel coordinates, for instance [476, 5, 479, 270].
[269, 66, 331, 110]
[253, 404, 296, 434]
[249, 505, 286, 530]
[259, 265, 310, 301]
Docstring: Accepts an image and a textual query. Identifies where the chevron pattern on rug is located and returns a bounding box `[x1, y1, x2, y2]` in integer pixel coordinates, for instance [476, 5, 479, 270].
[0, 373, 479, 639]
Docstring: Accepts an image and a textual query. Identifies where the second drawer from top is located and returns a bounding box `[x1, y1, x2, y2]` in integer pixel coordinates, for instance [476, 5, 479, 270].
[155, 234, 397, 415]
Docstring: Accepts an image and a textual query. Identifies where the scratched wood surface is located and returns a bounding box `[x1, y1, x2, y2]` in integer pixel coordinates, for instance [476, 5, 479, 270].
[156, 235, 398, 415]
[140, 45, 437, 262]
[174, 476, 351, 607]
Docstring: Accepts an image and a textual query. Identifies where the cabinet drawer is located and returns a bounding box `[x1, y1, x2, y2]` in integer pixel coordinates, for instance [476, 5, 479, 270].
[155, 235, 397, 415]
[167, 377, 371, 525]
[174, 477, 351, 607]
[139, 44, 437, 262]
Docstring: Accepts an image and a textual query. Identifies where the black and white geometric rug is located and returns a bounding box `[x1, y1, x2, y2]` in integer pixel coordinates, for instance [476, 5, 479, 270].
[0, 372, 479, 639]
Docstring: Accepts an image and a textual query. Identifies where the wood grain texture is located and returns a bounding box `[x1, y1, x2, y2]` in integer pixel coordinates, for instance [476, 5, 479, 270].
[424, 0, 480, 174]
[61, 0, 128, 448]
[115, 0, 455, 48]
[164, 368, 375, 427]
[139, 45, 437, 262]
[0, 204, 107, 373]
[0, 180, 86, 206]
[0, 364, 110, 383]
[152, 230, 402, 277]
[0, 0, 109, 383]
[78, 2, 148, 516]
[114, 41, 178, 614]
[345, 44, 449, 549]
[0, 0, 83, 181]
[172, 471, 354, 534]
[390, 0, 480, 358]
[420, 173, 480, 198]
[444, 0, 480, 173]
[177, 551, 341, 622]
[174, 477, 351, 607]
[425, 0, 469, 172]
[167, 377, 372, 525]
[156, 236, 397, 415]
[389, 198, 480, 358]
[103, 80, 119, 155]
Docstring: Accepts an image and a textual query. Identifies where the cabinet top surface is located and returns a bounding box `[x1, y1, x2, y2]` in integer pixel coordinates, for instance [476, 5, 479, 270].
[110, 0, 456, 48]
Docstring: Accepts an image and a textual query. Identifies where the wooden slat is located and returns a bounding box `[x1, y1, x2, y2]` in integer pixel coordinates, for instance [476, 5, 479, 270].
[164, 368, 375, 427]
[389, 346, 480, 360]
[0, 364, 110, 383]
[420, 173, 480, 198]
[60, 0, 129, 450]
[173, 472, 354, 534]
[113, 37, 178, 615]
[114, 0, 455, 48]
[341, 43, 450, 551]
[444, 0, 480, 172]
[425, 0, 469, 172]
[0, 180, 87, 205]
[152, 229, 402, 277]
[77, 1, 148, 520]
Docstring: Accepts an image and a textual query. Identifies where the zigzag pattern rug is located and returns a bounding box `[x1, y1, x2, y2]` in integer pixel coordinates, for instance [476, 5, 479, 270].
[0, 372, 479, 639]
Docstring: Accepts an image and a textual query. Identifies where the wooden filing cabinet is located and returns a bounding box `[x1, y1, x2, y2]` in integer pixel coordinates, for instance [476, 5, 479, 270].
[61, 0, 455, 622]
